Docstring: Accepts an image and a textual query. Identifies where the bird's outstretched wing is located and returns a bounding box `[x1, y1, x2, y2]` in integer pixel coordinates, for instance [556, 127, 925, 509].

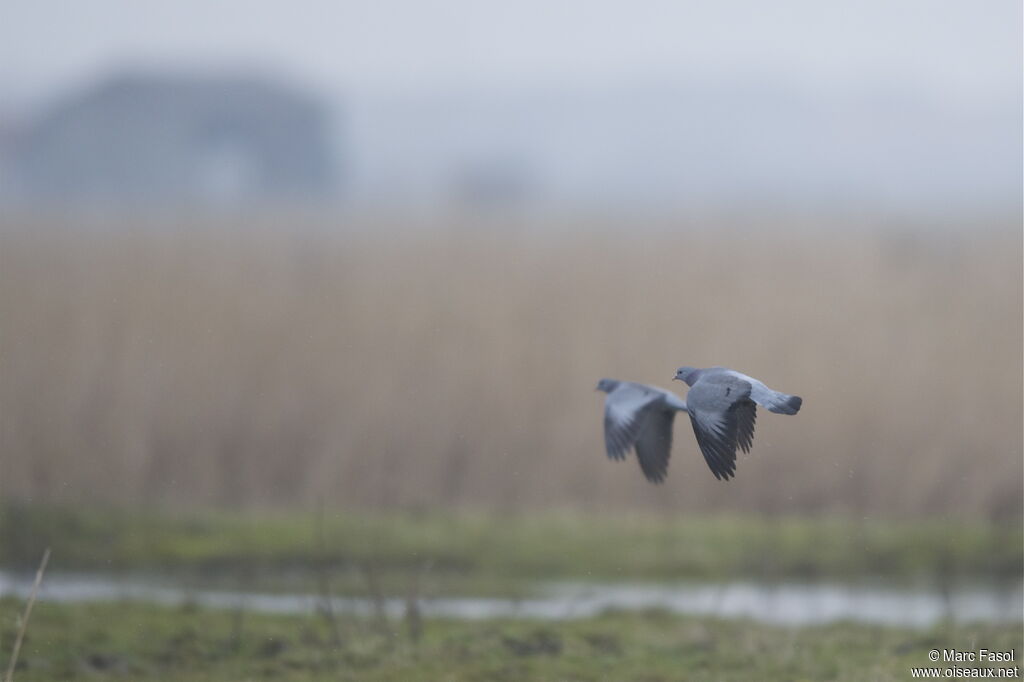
[634, 408, 676, 483]
[685, 374, 756, 480]
[736, 400, 756, 454]
[603, 383, 663, 461]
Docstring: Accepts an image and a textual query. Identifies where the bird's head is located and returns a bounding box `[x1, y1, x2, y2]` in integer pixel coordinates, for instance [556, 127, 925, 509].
[595, 378, 619, 393]
[673, 366, 699, 386]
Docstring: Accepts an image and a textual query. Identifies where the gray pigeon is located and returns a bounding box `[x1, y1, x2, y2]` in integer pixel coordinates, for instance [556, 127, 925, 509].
[596, 368, 801, 482]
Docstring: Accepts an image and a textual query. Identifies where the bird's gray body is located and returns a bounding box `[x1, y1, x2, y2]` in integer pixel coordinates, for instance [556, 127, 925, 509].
[597, 367, 801, 482]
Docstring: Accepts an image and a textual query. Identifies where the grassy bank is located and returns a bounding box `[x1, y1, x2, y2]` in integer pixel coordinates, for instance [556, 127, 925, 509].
[3, 505, 1019, 593]
[2, 598, 1020, 682]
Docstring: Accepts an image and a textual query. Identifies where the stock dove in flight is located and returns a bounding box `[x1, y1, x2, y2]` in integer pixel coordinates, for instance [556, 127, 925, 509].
[596, 367, 801, 482]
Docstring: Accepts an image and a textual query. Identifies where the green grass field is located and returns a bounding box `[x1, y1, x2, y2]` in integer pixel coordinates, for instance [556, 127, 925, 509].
[3, 598, 1020, 682]
[4, 504, 1020, 680]
[3, 505, 1020, 596]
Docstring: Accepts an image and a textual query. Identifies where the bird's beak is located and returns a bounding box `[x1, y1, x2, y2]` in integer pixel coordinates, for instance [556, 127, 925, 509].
[671, 376, 680, 381]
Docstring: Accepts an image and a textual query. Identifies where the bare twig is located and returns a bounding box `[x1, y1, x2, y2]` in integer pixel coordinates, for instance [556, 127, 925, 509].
[404, 559, 433, 644]
[227, 603, 245, 653]
[313, 499, 343, 647]
[4, 547, 50, 682]
[359, 560, 389, 636]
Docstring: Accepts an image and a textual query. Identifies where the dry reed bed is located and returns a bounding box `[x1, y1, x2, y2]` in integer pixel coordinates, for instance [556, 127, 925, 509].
[1, 214, 1020, 517]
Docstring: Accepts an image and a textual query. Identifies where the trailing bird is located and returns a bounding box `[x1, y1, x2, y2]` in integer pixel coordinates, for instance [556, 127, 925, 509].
[596, 367, 802, 482]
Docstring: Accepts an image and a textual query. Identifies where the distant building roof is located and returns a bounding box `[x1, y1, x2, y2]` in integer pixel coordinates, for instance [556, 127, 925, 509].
[10, 71, 337, 204]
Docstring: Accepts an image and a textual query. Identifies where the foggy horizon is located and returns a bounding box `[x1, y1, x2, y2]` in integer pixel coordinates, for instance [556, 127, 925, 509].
[2, 1, 1020, 214]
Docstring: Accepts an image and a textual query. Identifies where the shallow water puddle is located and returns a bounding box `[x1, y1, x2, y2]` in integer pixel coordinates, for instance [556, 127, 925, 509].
[1, 572, 1020, 628]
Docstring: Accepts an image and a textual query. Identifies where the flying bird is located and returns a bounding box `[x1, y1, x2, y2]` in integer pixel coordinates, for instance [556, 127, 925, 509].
[596, 367, 802, 482]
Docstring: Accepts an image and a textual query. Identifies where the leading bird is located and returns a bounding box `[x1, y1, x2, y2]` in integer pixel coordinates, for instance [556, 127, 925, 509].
[596, 367, 802, 482]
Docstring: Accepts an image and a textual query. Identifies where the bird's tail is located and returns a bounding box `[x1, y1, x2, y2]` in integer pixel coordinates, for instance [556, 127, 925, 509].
[766, 393, 802, 415]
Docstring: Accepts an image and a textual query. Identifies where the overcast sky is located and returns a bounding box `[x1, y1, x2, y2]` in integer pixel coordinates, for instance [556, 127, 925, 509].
[2, 1, 1020, 105]
[2, 1, 1019, 212]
